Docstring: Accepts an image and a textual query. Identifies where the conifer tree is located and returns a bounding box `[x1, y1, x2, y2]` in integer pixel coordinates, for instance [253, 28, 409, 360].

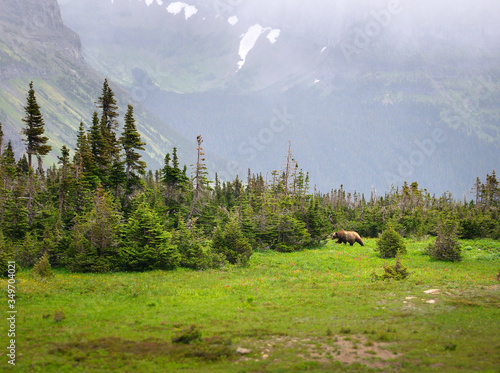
[89, 111, 107, 178]
[74, 121, 95, 178]
[22, 82, 52, 169]
[192, 135, 209, 199]
[57, 145, 73, 215]
[0, 121, 3, 158]
[69, 187, 122, 272]
[120, 201, 179, 271]
[17, 155, 29, 176]
[97, 79, 121, 165]
[97, 78, 119, 133]
[212, 212, 252, 265]
[121, 104, 146, 184]
[1, 142, 17, 190]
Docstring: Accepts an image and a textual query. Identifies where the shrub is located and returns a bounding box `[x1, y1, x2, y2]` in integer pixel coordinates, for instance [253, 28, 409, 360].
[172, 325, 202, 344]
[376, 225, 406, 258]
[372, 255, 409, 281]
[32, 252, 54, 278]
[54, 308, 66, 322]
[427, 219, 462, 262]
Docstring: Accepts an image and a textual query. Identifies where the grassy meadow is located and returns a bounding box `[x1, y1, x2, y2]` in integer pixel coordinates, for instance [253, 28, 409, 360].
[2, 238, 500, 372]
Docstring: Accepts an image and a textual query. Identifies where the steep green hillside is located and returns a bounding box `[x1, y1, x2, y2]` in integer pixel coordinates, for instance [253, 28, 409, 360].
[0, 0, 194, 169]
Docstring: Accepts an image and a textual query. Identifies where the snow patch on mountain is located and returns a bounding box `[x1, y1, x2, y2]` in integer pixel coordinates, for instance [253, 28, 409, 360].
[145, 0, 164, 5]
[266, 29, 280, 44]
[237, 24, 281, 70]
[167, 2, 198, 19]
[228, 16, 238, 26]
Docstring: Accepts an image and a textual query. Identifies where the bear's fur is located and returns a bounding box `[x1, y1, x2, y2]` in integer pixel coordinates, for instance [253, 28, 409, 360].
[331, 230, 364, 246]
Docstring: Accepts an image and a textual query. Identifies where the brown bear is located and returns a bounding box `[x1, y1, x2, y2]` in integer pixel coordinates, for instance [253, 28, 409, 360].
[331, 230, 364, 246]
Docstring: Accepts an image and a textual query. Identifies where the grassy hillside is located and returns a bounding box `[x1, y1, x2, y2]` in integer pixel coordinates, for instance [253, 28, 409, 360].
[6, 238, 500, 372]
[0, 1, 196, 170]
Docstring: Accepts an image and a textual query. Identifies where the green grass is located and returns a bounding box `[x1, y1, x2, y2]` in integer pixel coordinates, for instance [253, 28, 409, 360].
[3, 238, 500, 372]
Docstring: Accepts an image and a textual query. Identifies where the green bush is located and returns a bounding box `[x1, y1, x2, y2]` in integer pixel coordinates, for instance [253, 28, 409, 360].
[376, 225, 406, 258]
[427, 219, 462, 262]
[212, 213, 252, 266]
[372, 255, 409, 281]
[172, 325, 202, 344]
[120, 202, 180, 272]
[32, 252, 54, 278]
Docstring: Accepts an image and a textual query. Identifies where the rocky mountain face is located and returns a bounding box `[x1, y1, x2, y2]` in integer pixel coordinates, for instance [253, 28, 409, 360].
[0, 0, 195, 169]
[0, 0, 83, 77]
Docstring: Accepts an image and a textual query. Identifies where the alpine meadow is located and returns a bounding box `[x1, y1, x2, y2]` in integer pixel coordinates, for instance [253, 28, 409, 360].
[0, 0, 499, 372]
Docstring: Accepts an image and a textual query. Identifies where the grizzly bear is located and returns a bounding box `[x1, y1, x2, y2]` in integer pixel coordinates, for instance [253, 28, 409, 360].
[331, 230, 364, 246]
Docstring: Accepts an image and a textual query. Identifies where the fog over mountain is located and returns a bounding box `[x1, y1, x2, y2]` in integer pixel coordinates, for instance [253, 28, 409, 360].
[56, 0, 499, 197]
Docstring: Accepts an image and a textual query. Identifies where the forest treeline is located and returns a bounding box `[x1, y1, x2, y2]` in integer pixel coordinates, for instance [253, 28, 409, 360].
[0, 80, 499, 273]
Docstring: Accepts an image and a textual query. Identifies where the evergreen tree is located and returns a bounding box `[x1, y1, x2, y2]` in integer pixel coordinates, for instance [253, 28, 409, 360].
[1, 141, 17, 190]
[68, 187, 122, 272]
[2, 184, 29, 241]
[74, 121, 95, 179]
[0, 121, 3, 158]
[97, 78, 119, 133]
[212, 212, 252, 265]
[173, 216, 210, 269]
[57, 145, 74, 215]
[0, 231, 14, 278]
[120, 201, 179, 271]
[97, 79, 121, 167]
[190, 135, 210, 215]
[89, 111, 107, 180]
[16, 155, 29, 176]
[121, 104, 146, 186]
[21, 82, 52, 169]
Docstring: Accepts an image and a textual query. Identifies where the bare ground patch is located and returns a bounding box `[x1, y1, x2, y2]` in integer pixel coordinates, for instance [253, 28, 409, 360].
[237, 334, 400, 369]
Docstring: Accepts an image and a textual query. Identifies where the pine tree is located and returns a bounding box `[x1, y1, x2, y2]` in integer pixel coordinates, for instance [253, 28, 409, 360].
[121, 104, 146, 185]
[16, 155, 29, 176]
[74, 121, 95, 179]
[57, 145, 73, 215]
[190, 135, 210, 217]
[97, 79, 121, 166]
[0, 121, 3, 159]
[212, 212, 252, 266]
[1, 141, 17, 190]
[97, 78, 119, 133]
[22, 82, 52, 169]
[120, 201, 179, 271]
[89, 111, 107, 179]
[172, 216, 209, 269]
[192, 135, 209, 200]
[69, 187, 122, 272]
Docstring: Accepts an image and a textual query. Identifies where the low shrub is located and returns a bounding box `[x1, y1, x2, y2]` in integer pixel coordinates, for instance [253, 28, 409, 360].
[372, 255, 409, 281]
[32, 252, 54, 278]
[376, 225, 406, 258]
[427, 219, 462, 262]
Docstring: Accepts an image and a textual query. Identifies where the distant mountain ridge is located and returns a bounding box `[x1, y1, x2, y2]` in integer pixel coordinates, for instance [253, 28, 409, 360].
[0, 0, 195, 169]
[2, 0, 497, 197]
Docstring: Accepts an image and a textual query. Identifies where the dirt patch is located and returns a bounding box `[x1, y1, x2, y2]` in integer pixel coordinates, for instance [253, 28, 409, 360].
[238, 335, 399, 369]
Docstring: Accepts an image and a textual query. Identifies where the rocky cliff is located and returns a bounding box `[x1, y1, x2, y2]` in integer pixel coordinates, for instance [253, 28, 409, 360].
[0, 0, 195, 169]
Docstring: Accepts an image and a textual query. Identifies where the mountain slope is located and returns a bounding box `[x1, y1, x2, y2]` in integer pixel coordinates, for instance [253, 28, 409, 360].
[0, 0, 195, 169]
[52, 1, 500, 195]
